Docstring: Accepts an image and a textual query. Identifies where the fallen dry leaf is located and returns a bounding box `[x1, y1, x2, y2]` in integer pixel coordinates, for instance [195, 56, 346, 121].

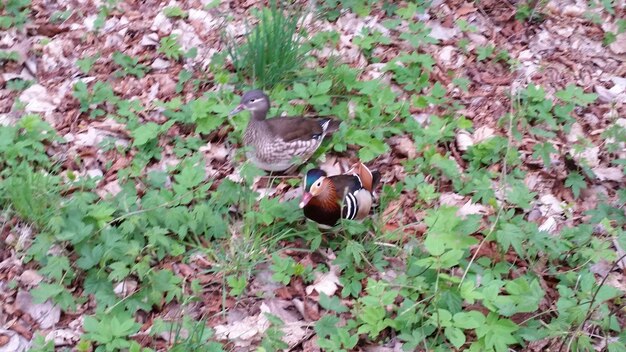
[426, 22, 459, 40]
[538, 194, 566, 217]
[609, 33, 626, 54]
[19, 84, 56, 114]
[305, 265, 342, 296]
[215, 311, 269, 346]
[18, 270, 43, 287]
[389, 135, 417, 159]
[538, 216, 558, 234]
[214, 299, 307, 348]
[15, 290, 60, 329]
[114, 279, 138, 298]
[45, 329, 81, 347]
[456, 130, 473, 151]
[440, 193, 490, 218]
[592, 167, 623, 182]
[0, 329, 29, 352]
[473, 126, 495, 143]
[458, 200, 490, 218]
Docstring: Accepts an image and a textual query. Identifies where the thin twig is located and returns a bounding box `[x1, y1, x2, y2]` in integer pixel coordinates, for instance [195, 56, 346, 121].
[459, 87, 518, 287]
[561, 252, 626, 352]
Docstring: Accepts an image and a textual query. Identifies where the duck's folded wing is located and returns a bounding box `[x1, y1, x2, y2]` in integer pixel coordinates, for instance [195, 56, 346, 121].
[265, 116, 339, 142]
[330, 175, 363, 199]
[329, 175, 364, 220]
[347, 163, 381, 192]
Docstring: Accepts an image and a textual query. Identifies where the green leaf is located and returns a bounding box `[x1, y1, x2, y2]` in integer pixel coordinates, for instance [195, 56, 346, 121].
[423, 206, 479, 255]
[555, 84, 597, 106]
[163, 6, 187, 18]
[131, 122, 160, 147]
[315, 315, 339, 338]
[532, 141, 557, 168]
[39, 255, 72, 282]
[76, 54, 99, 74]
[430, 153, 461, 179]
[31, 283, 65, 303]
[506, 180, 536, 210]
[476, 45, 495, 61]
[319, 292, 348, 313]
[452, 76, 471, 92]
[317, 80, 332, 94]
[495, 223, 526, 256]
[226, 275, 247, 296]
[459, 281, 484, 304]
[475, 313, 519, 351]
[345, 240, 365, 266]
[445, 326, 466, 348]
[565, 171, 586, 198]
[159, 34, 182, 61]
[454, 311, 486, 329]
[292, 83, 308, 98]
[175, 163, 205, 189]
[424, 232, 445, 256]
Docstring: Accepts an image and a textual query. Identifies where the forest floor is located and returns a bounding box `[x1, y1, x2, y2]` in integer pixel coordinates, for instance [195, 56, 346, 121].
[1, 0, 625, 351]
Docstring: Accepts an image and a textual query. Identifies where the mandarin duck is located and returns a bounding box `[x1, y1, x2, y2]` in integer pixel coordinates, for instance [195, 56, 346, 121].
[299, 162, 381, 227]
[229, 90, 340, 173]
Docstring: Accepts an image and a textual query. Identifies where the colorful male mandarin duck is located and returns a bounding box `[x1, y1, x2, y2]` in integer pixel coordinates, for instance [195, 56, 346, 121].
[229, 90, 340, 172]
[299, 162, 381, 227]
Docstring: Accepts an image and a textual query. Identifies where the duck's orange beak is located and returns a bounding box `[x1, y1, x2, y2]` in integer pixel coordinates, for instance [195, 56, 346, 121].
[299, 192, 313, 208]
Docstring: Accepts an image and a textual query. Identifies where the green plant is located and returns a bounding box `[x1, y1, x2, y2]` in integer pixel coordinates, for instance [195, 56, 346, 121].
[198, 169, 303, 270]
[92, 0, 119, 31]
[163, 6, 187, 19]
[83, 310, 142, 351]
[0, 0, 31, 29]
[175, 69, 192, 93]
[260, 314, 289, 351]
[156, 91, 231, 134]
[2, 164, 62, 228]
[399, 22, 439, 48]
[270, 253, 312, 285]
[226, 1, 309, 89]
[353, 27, 391, 60]
[27, 334, 56, 352]
[77, 54, 100, 74]
[316, 0, 380, 20]
[0, 114, 59, 171]
[73, 81, 119, 118]
[456, 18, 477, 32]
[50, 9, 72, 23]
[159, 34, 183, 61]
[6, 78, 33, 91]
[315, 315, 359, 350]
[0, 50, 21, 62]
[515, 0, 546, 22]
[151, 316, 221, 351]
[112, 52, 149, 78]
[385, 52, 435, 92]
[2, 4, 625, 352]
[476, 44, 495, 61]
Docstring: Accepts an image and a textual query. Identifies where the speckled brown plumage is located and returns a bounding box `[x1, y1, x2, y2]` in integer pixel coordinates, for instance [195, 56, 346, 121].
[230, 90, 340, 172]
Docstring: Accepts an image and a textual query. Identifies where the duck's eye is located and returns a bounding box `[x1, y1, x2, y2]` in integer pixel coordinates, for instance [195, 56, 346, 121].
[316, 181, 322, 187]
[249, 98, 257, 103]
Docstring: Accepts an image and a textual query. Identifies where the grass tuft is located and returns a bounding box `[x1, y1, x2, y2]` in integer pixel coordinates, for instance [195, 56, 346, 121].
[226, 1, 309, 89]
